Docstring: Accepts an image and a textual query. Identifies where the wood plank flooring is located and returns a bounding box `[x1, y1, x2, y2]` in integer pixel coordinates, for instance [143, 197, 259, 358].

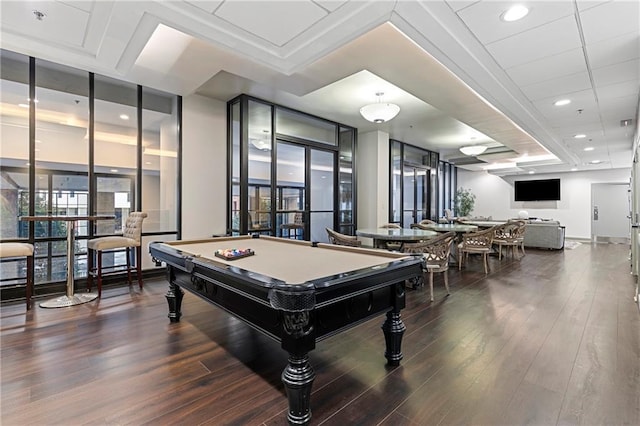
[1, 242, 639, 425]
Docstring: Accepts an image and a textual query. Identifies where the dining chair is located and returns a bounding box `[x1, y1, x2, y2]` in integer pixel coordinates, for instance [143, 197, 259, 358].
[326, 228, 362, 247]
[493, 220, 527, 259]
[410, 219, 437, 230]
[402, 231, 455, 301]
[87, 212, 147, 297]
[457, 226, 495, 274]
[0, 243, 35, 309]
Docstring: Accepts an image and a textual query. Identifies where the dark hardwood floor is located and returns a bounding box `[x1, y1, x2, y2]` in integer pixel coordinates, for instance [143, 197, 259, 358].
[2, 242, 639, 425]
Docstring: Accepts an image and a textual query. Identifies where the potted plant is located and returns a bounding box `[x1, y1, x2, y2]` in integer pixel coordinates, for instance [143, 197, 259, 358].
[454, 187, 476, 217]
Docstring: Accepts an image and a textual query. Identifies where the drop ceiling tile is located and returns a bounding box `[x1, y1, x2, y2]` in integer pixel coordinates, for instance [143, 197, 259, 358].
[58, 1, 94, 13]
[587, 31, 640, 69]
[456, 0, 574, 45]
[1, 0, 90, 47]
[592, 58, 640, 88]
[532, 88, 597, 114]
[313, 1, 347, 12]
[486, 16, 582, 69]
[599, 94, 639, 119]
[521, 71, 592, 101]
[184, 1, 223, 14]
[545, 110, 601, 127]
[597, 80, 640, 101]
[215, 0, 327, 46]
[576, 1, 611, 12]
[580, 0, 640, 45]
[506, 48, 587, 87]
[445, 1, 480, 12]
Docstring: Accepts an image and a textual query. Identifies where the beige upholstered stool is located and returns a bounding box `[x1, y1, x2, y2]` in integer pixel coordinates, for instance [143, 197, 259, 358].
[0, 243, 35, 309]
[87, 212, 147, 297]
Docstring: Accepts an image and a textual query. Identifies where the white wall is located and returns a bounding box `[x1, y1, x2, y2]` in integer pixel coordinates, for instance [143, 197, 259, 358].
[458, 168, 631, 239]
[181, 94, 227, 238]
[356, 130, 390, 231]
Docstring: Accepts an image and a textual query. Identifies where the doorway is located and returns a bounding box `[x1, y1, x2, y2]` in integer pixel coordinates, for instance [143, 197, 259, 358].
[591, 182, 630, 243]
[276, 141, 335, 242]
[402, 165, 430, 227]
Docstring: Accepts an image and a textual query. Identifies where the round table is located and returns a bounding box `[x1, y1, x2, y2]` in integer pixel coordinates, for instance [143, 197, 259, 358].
[356, 227, 438, 250]
[20, 214, 115, 308]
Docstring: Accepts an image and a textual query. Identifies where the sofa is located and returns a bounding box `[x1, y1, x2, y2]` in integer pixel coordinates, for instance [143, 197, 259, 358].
[457, 218, 566, 250]
[523, 221, 565, 250]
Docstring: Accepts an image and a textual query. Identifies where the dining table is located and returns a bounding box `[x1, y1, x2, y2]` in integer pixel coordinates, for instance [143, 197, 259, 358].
[20, 214, 115, 308]
[356, 227, 438, 251]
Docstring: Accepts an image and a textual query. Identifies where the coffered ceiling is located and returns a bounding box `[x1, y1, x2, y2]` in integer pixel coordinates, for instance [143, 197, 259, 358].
[1, 0, 638, 175]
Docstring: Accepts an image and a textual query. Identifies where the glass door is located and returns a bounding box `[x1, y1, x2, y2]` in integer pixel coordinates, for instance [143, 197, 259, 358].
[276, 142, 305, 239]
[309, 149, 334, 242]
[276, 141, 335, 242]
[402, 166, 429, 227]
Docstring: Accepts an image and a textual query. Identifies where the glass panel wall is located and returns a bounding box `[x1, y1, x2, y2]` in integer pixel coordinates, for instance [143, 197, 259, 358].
[229, 94, 356, 239]
[230, 100, 240, 234]
[35, 59, 90, 282]
[338, 127, 355, 234]
[94, 75, 137, 236]
[389, 140, 449, 226]
[0, 49, 181, 300]
[276, 108, 337, 145]
[247, 100, 272, 234]
[439, 161, 456, 219]
[0, 50, 29, 244]
[142, 86, 179, 233]
[390, 142, 402, 224]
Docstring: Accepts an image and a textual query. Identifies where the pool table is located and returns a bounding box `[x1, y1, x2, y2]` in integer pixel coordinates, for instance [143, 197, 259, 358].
[149, 235, 422, 425]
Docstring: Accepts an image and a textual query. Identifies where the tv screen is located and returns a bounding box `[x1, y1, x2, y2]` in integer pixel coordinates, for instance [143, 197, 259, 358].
[514, 178, 560, 201]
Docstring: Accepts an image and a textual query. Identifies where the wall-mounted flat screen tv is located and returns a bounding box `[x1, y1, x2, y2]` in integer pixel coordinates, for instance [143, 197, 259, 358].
[514, 178, 560, 201]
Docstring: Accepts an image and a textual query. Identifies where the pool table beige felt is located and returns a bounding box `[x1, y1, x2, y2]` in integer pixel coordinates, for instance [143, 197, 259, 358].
[160, 235, 410, 285]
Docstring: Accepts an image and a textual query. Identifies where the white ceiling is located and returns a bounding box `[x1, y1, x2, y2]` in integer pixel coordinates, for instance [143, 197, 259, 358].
[1, 0, 638, 175]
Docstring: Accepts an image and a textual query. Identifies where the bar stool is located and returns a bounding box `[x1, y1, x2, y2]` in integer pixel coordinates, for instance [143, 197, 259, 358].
[0, 243, 35, 309]
[87, 212, 147, 297]
[280, 212, 304, 239]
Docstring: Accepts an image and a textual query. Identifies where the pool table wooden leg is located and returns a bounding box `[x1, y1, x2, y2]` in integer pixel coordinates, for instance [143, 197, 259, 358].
[282, 353, 315, 425]
[165, 280, 184, 323]
[382, 310, 406, 366]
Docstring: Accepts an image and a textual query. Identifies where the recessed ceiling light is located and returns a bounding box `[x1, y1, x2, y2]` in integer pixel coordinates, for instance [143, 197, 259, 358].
[574, 134, 586, 139]
[554, 99, 571, 106]
[584, 147, 594, 151]
[110, 169, 118, 172]
[119, 114, 129, 120]
[528, 170, 535, 174]
[501, 5, 529, 22]
[571, 167, 578, 171]
[590, 160, 602, 164]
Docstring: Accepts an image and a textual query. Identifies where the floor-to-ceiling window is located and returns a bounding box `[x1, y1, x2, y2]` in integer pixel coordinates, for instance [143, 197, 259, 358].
[0, 49, 181, 301]
[228, 95, 356, 242]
